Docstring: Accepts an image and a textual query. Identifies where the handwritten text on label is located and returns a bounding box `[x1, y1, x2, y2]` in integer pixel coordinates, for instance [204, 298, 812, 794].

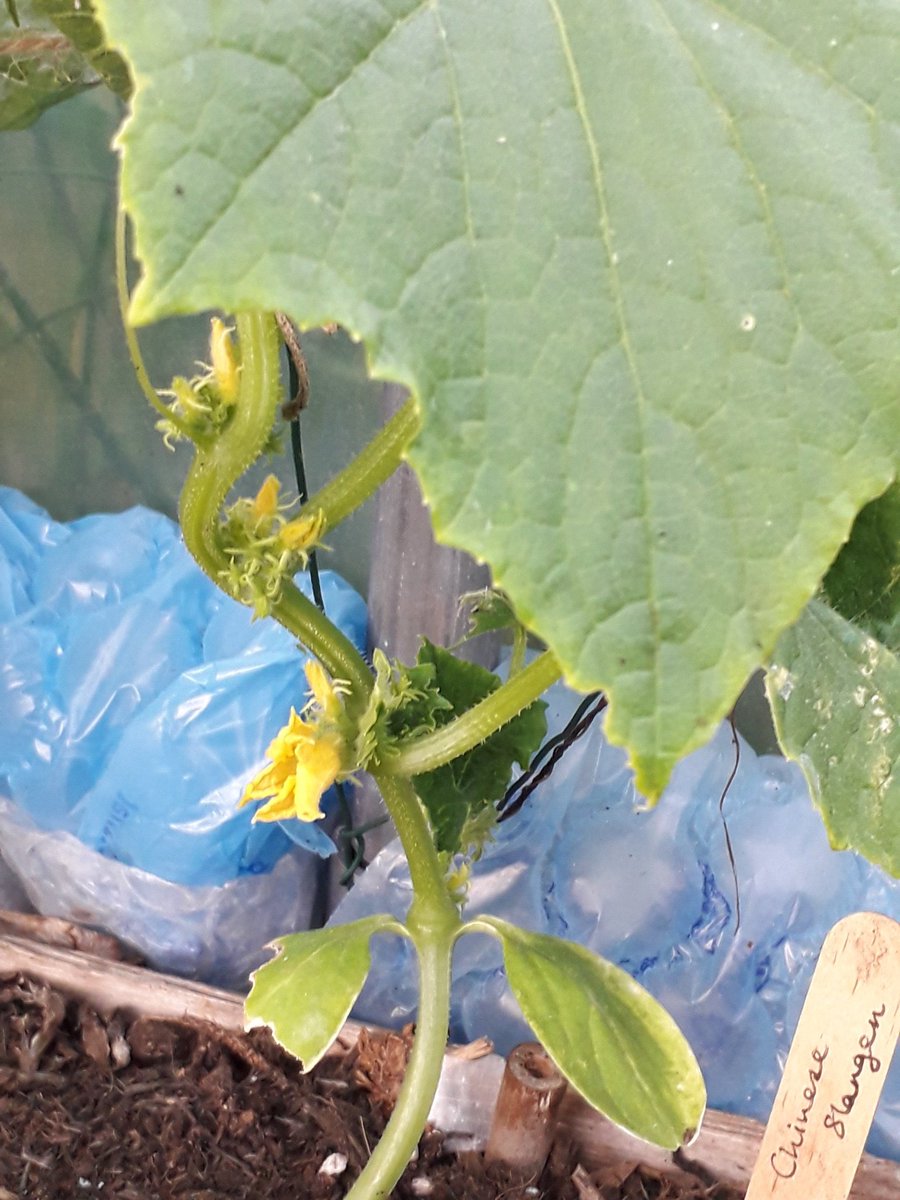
[770, 1045, 828, 1179]
[823, 1005, 884, 1142]
[745, 913, 900, 1200]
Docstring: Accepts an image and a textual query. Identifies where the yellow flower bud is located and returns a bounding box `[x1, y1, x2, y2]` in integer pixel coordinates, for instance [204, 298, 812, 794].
[252, 474, 281, 523]
[209, 317, 240, 404]
[303, 659, 348, 722]
[280, 508, 326, 553]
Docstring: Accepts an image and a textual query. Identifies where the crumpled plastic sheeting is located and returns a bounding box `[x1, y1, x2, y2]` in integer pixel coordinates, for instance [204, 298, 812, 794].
[0, 846, 33, 913]
[0, 487, 366, 982]
[0, 486, 367, 880]
[0, 795, 312, 987]
[332, 678, 900, 1160]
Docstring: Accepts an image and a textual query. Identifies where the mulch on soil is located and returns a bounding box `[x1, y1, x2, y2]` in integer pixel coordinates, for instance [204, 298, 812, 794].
[0, 974, 742, 1200]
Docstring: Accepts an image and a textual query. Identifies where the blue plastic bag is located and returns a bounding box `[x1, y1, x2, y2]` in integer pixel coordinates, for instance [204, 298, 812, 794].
[0, 486, 367, 886]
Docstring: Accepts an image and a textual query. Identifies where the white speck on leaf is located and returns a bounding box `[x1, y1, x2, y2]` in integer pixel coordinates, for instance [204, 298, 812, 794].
[740, 313, 756, 332]
[771, 665, 793, 701]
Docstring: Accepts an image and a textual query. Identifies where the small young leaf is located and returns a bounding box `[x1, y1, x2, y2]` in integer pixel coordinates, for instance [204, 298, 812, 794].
[823, 482, 900, 653]
[0, 16, 91, 131]
[33, 0, 130, 97]
[480, 917, 706, 1150]
[0, 0, 129, 132]
[245, 915, 405, 1071]
[460, 588, 520, 638]
[412, 641, 546, 854]
[768, 599, 900, 875]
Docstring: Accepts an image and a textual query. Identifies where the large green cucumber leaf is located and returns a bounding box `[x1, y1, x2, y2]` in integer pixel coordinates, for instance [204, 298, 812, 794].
[95, 0, 899, 796]
[823, 482, 900, 653]
[480, 917, 706, 1148]
[245, 915, 405, 1071]
[767, 600, 900, 875]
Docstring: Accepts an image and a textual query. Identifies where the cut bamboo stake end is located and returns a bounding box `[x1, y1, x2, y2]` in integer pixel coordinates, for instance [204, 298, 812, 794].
[485, 1041, 567, 1171]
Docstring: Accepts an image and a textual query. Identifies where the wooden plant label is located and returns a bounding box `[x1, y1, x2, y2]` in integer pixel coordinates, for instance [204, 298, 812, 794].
[745, 912, 900, 1200]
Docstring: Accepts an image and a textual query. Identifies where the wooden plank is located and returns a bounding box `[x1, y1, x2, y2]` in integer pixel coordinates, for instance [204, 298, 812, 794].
[0, 932, 248, 1030]
[366, 384, 494, 668]
[559, 1090, 900, 1198]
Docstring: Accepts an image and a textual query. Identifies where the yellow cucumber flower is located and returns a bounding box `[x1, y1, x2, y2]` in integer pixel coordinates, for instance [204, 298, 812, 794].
[239, 661, 351, 824]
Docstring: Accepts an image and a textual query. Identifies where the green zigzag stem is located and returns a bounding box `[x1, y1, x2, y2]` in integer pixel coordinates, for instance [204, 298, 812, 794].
[179, 311, 281, 578]
[177, 311, 373, 703]
[175, 318, 457, 1200]
[389, 650, 563, 777]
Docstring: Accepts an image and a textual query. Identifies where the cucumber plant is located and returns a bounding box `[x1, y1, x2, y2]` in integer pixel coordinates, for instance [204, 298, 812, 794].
[3, 3, 897, 1196]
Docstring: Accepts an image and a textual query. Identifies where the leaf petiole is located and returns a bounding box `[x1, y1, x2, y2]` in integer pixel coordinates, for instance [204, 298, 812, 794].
[299, 395, 421, 535]
[388, 651, 562, 778]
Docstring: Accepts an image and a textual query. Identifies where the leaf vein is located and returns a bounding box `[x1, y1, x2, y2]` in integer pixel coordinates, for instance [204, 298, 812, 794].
[547, 0, 662, 737]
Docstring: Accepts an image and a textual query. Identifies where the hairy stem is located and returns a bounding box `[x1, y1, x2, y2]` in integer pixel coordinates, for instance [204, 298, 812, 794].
[371, 770, 455, 908]
[390, 651, 562, 777]
[343, 928, 454, 1200]
[336, 772, 458, 1199]
[176, 311, 374, 709]
[302, 396, 420, 532]
[276, 579, 373, 709]
[167, 310, 463, 1200]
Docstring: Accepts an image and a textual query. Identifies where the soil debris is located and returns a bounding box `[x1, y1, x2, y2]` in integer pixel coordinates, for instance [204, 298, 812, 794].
[0, 973, 742, 1199]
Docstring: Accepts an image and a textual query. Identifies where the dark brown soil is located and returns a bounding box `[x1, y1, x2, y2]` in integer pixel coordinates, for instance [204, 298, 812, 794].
[0, 974, 741, 1199]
